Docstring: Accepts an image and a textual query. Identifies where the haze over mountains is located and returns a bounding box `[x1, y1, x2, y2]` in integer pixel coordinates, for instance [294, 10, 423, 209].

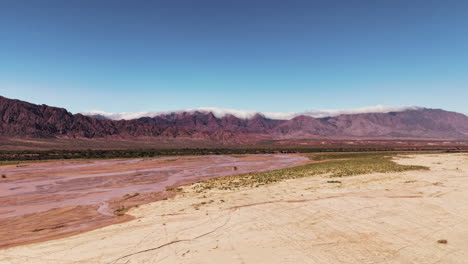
[1, 96, 468, 143]
[82, 105, 423, 121]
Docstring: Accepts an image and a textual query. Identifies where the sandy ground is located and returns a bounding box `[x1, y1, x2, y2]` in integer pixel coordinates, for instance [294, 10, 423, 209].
[1, 153, 467, 264]
[0, 154, 307, 248]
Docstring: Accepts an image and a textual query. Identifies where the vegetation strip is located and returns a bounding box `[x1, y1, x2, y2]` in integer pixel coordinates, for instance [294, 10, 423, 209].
[193, 152, 428, 191]
[0, 148, 462, 164]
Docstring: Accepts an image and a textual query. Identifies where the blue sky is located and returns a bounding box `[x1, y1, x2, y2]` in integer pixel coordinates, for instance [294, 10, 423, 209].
[0, 0, 467, 114]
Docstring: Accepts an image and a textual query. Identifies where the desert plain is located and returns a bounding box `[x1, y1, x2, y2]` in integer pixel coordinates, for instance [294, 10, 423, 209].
[0, 153, 467, 263]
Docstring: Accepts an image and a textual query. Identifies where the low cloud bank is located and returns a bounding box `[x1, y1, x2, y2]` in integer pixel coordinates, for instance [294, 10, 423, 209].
[81, 105, 422, 121]
[300, 105, 422, 118]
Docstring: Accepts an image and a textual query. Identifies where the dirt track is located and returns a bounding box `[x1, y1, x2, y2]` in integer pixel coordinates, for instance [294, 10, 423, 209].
[0, 154, 307, 249]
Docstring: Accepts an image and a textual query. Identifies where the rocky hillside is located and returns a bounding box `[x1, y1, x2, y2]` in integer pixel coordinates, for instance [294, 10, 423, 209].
[1, 96, 468, 142]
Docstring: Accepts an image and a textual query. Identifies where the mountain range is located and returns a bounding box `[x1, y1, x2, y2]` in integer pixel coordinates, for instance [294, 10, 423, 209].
[1, 96, 468, 144]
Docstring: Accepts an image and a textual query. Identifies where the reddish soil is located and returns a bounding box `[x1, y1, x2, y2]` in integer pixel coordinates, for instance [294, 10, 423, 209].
[0, 154, 307, 249]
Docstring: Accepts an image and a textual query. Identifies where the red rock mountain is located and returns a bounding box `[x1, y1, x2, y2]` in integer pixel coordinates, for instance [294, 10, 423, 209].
[1, 96, 468, 142]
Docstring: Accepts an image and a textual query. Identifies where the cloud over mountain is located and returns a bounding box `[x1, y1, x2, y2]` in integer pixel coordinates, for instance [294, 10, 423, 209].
[2, 96, 468, 142]
[81, 105, 422, 120]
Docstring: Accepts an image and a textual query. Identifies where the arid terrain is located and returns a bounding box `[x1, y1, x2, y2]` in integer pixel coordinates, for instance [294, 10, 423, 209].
[0, 153, 467, 263]
[3, 2, 468, 264]
[0, 154, 307, 249]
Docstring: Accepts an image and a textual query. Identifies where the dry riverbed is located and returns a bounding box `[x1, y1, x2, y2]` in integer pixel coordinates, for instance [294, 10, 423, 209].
[1, 153, 467, 263]
[0, 154, 307, 249]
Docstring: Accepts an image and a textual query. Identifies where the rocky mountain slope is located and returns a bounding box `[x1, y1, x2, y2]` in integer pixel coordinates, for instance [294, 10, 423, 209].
[1, 96, 468, 142]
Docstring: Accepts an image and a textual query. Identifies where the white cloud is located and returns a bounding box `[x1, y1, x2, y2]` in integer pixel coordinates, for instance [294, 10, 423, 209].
[300, 105, 423, 118]
[81, 105, 422, 120]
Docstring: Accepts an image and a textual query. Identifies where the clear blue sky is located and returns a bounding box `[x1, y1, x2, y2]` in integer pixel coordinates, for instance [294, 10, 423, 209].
[0, 0, 467, 114]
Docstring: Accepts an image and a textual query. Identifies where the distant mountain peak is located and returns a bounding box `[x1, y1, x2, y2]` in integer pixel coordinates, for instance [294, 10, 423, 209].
[1, 96, 467, 142]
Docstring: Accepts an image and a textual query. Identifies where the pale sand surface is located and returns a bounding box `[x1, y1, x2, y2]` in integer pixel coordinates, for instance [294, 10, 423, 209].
[1, 153, 467, 263]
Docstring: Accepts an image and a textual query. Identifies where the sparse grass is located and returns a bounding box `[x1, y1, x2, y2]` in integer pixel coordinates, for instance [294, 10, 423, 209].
[229, 155, 249, 158]
[0, 161, 19, 166]
[191, 199, 215, 210]
[0, 158, 109, 167]
[122, 193, 140, 200]
[194, 152, 428, 191]
[114, 207, 130, 216]
[327, 180, 342, 184]
[0, 148, 453, 164]
[0, 160, 39, 166]
[404, 180, 417, 184]
[166, 186, 183, 192]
